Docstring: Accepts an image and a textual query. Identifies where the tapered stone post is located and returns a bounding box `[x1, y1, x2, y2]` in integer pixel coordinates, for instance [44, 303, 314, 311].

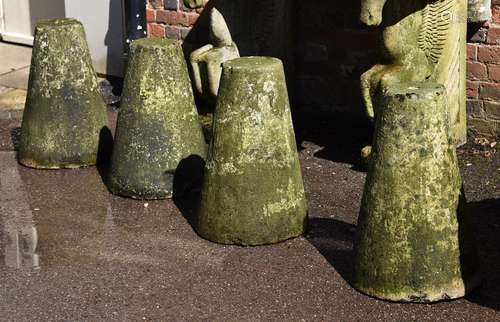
[108, 38, 206, 200]
[197, 57, 308, 246]
[18, 19, 108, 169]
[353, 82, 480, 302]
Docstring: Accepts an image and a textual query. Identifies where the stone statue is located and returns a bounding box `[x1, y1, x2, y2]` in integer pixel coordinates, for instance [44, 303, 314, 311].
[360, 0, 468, 145]
[184, 0, 204, 9]
[190, 8, 240, 104]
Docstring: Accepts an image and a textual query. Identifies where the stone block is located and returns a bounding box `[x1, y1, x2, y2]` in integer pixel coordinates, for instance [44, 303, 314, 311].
[108, 38, 206, 199]
[197, 57, 308, 246]
[353, 82, 480, 302]
[18, 19, 109, 169]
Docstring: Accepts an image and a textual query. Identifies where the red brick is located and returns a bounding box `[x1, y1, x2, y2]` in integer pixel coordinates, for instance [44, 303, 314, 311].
[467, 61, 488, 80]
[165, 25, 181, 39]
[467, 81, 479, 99]
[492, 5, 500, 24]
[480, 82, 500, 101]
[477, 45, 500, 64]
[146, 9, 156, 23]
[487, 24, 500, 45]
[484, 101, 500, 119]
[148, 23, 165, 38]
[186, 12, 200, 26]
[489, 64, 500, 82]
[467, 44, 477, 61]
[157, 10, 189, 26]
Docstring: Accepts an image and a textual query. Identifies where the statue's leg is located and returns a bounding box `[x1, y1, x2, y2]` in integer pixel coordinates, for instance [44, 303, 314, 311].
[361, 64, 388, 121]
[190, 44, 214, 96]
[206, 58, 224, 98]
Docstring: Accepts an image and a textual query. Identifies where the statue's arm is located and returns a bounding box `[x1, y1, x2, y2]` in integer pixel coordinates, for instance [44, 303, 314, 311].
[361, 64, 387, 121]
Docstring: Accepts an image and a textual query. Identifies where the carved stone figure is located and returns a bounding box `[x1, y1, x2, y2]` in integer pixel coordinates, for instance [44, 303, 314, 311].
[187, 1, 294, 105]
[184, 0, 204, 9]
[190, 8, 240, 104]
[360, 0, 467, 145]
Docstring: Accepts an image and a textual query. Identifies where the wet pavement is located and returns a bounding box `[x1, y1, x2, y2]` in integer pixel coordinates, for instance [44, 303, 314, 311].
[0, 114, 499, 321]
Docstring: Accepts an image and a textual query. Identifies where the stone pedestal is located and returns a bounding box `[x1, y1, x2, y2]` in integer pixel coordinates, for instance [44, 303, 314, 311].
[18, 19, 108, 169]
[108, 38, 206, 200]
[353, 82, 480, 302]
[197, 57, 307, 246]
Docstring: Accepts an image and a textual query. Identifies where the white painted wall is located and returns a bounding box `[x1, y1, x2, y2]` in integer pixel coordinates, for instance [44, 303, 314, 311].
[0, 0, 124, 76]
[64, 0, 125, 76]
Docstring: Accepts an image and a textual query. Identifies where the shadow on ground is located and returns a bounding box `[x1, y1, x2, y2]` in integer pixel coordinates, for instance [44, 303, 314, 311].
[294, 114, 373, 171]
[306, 217, 356, 285]
[307, 197, 500, 311]
[172, 155, 206, 231]
[466, 198, 500, 312]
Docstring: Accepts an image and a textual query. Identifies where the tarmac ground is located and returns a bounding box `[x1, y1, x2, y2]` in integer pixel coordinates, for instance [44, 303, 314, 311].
[0, 110, 499, 321]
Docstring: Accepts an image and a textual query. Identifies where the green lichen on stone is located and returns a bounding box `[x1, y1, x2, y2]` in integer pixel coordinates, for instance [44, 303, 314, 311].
[197, 57, 308, 246]
[107, 38, 206, 200]
[360, 0, 468, 146]
[353, 82, 480, 302]
[18, 18, 109, 169]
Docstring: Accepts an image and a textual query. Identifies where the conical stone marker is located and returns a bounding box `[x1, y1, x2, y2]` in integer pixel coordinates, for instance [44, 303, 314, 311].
[197, 57, 308, 246]
[18, 19, 109, 169]
[353, 82, 480, 302]
[108, 38, 206, 200]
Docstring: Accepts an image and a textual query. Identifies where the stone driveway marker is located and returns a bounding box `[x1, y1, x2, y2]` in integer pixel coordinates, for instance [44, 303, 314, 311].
[107, 38, 206, 200]
[18, 19, 109, 169]
[197, 57, 308, 246]
[353, 82, 480, 302]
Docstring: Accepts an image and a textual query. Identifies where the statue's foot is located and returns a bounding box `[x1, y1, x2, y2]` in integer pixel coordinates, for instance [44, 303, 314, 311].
[360, 145, 372, 168]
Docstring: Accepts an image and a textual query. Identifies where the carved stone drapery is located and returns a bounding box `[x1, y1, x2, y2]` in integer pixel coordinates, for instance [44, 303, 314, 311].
[360, 0, 468, 145]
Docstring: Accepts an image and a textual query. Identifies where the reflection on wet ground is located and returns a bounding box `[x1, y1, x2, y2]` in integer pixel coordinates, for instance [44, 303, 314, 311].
[0, 144, 499, 321]
[1, 153, 39, 270]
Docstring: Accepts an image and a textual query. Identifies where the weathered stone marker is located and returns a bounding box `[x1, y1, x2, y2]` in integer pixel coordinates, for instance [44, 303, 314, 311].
[353, 82, 480, 302]
[108, 38, 206, 200]
[19, 19, 108, 169]
[360, 0, 468, 146]
[197, 57, 308, 246]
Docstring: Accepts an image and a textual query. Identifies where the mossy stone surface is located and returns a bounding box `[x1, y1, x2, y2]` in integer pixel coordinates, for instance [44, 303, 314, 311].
[18, 18, 108, 169]
[353, 82, 480, 302]
[197, 57, 308, 246]
[108, 38, 206, 200]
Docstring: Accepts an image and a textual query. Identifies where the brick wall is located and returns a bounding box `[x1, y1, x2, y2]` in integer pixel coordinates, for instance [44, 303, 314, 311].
[147, 0, 500, 138]
[467, 1, 500, 137]
[146, 0, 204, 39]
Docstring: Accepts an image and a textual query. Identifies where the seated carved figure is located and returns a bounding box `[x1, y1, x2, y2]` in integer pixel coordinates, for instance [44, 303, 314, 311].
[190, 9, 240, 104]
[360, 0, 467, 145]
